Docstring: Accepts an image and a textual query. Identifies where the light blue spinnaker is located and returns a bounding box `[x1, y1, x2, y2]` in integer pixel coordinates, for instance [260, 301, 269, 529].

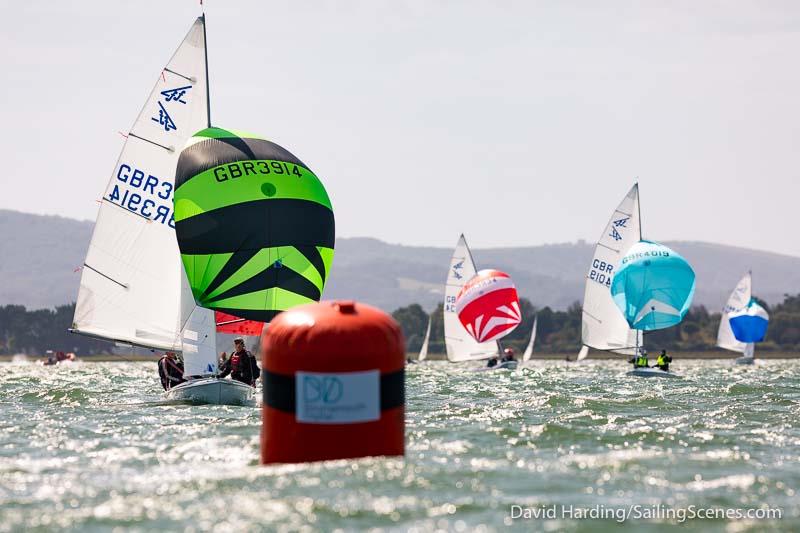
[611, 240, 696, 331]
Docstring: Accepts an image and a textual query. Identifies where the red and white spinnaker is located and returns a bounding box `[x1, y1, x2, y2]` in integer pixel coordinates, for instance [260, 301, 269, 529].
[455, 269, 522, 343]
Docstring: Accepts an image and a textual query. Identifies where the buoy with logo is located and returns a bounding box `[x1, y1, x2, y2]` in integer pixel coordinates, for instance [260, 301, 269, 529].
[261, 300, 405, 464]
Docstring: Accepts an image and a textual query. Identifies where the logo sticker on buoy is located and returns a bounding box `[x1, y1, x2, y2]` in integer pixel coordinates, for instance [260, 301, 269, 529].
[295, 370, 380, 424]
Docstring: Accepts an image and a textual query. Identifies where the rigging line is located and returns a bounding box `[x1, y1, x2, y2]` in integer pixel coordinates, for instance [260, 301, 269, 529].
[128, 133, 174, 152]
[581, 309, 603, 323]
[596, 242, 621, 253]
[163, 67, 195, 82]
[201, 13, 211, 127]
[83, 263, 128, 289]
[101, 197, 151, 221]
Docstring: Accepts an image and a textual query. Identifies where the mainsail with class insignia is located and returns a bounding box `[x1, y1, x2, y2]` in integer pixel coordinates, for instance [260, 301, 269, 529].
[174, 128, 335, 322]
[717, 272, 769, 361]
[72, 17, 215, 371]
[579, 184, 641, 356]
[443, 235, 499, 362]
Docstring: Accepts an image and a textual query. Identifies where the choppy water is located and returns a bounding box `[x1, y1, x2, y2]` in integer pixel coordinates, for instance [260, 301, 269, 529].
[0, 359, 798, 532]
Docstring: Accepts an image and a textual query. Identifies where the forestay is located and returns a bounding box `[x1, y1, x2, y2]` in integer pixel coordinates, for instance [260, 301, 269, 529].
[580, 184, 640, 355]
[444, 235, 498, 362]
[717, 272, 751, 354]
[72, 18, 209, 351]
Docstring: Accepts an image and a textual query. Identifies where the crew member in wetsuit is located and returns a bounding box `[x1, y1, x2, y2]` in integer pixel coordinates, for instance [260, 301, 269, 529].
[218, 337, 260, 386]
[486, 355, 499, 368]
[654, 349, 672, 371]
[501, 347, 516, 363]
[158, 351, 185, 390]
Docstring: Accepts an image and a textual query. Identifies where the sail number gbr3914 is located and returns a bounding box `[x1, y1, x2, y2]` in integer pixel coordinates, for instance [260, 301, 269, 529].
[107, 163, 175, 227]
[213, 160, 303, 182]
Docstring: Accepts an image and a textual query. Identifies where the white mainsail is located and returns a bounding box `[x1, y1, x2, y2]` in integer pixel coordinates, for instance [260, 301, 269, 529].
[418, 314, 431, 362]
[444, 235, 499, 362]
[522, 314, 537, 362]
[580, 184, 641, 356]
[72, 18, 217, 374]
[717, 272, 752, 355]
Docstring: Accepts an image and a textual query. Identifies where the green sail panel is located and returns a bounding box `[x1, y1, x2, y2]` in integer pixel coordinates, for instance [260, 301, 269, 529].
[174, 127, 335, 322]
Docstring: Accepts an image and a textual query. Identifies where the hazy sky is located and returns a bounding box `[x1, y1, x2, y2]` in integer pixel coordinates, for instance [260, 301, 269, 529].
[2, 1, 799, 256]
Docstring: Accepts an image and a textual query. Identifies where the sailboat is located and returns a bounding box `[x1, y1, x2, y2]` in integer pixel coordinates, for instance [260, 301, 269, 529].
[71, 17, 253, 404]
[717, 272, 769, 365]
[416, 313, 431, 362]
[611, 239, 696, 378]
[578, 184, 641, 361]
[443, 235, 501, 364]
[521, 314, 537, 362]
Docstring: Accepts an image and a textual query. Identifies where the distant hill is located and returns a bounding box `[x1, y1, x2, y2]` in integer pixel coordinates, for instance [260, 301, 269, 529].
[2, 209, 799, 312]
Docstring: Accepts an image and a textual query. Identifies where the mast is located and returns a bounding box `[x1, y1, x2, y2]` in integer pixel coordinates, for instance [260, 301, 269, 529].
[636, 181, 642, 354]
[201, 13, 211, 127]
[635, 180, 642, 240]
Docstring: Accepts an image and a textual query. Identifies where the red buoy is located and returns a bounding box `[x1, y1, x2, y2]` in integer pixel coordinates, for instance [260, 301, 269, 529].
[261, 300, 405, 464]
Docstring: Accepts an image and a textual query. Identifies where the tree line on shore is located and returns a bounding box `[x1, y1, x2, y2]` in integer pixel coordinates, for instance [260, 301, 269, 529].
[392, 293, 800, 355]
[2, 294, 800, 356]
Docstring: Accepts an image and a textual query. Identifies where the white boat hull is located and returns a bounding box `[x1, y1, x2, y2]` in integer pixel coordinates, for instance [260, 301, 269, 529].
[626, 367, 681, 379]
[165, 377, 254, 405]
[734, 357, 755, 365]
[473, 360, 519, 372]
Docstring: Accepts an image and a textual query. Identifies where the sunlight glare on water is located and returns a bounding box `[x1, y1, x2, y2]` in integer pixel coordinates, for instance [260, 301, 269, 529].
[0, 360, 798, 531]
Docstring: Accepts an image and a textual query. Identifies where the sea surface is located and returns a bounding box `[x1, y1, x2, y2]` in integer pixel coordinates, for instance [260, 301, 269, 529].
[0, 359, 798, 532]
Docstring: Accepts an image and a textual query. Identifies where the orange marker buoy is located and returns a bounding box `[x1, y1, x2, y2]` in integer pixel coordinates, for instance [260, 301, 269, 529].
[261, 300, 405, 464]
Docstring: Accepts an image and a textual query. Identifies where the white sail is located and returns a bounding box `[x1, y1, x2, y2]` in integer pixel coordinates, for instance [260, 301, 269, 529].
[576, 345, 589, 361]
[444, 235, 499, 362]
[522, 315, 537, 362]
[72, 18, 209, 351]
[581, 184, 641, 355]
[717, 272, 751, 354]
[418, 314, 431, 362]
[180, 304, 218, 377]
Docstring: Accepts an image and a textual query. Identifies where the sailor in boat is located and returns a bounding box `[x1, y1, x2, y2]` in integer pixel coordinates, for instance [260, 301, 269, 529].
[628, 349, 650, 369]
[654, 349, 672, 372]
[158, 351, 186, 391]
[501, 347, 517, 363]
[218, 337, 260, 387]
[486, 355, 500, 368]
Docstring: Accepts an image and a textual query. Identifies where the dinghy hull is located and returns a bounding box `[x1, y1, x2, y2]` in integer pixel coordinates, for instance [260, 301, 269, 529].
[626, 367, 681, 379]
[734, 357, 755, 365]
[473, 360, 519, 372]
[165, 378, 254, 405]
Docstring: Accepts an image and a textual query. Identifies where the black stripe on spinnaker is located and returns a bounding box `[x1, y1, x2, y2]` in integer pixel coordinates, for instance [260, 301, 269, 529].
[199, 248, 260, 301]
[263, 369, 405, 414]
[294, 245, 328, 284]
[175, 199, 335, 254]
[205, 261, 322, 306]
[175, 137, 309, 189]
